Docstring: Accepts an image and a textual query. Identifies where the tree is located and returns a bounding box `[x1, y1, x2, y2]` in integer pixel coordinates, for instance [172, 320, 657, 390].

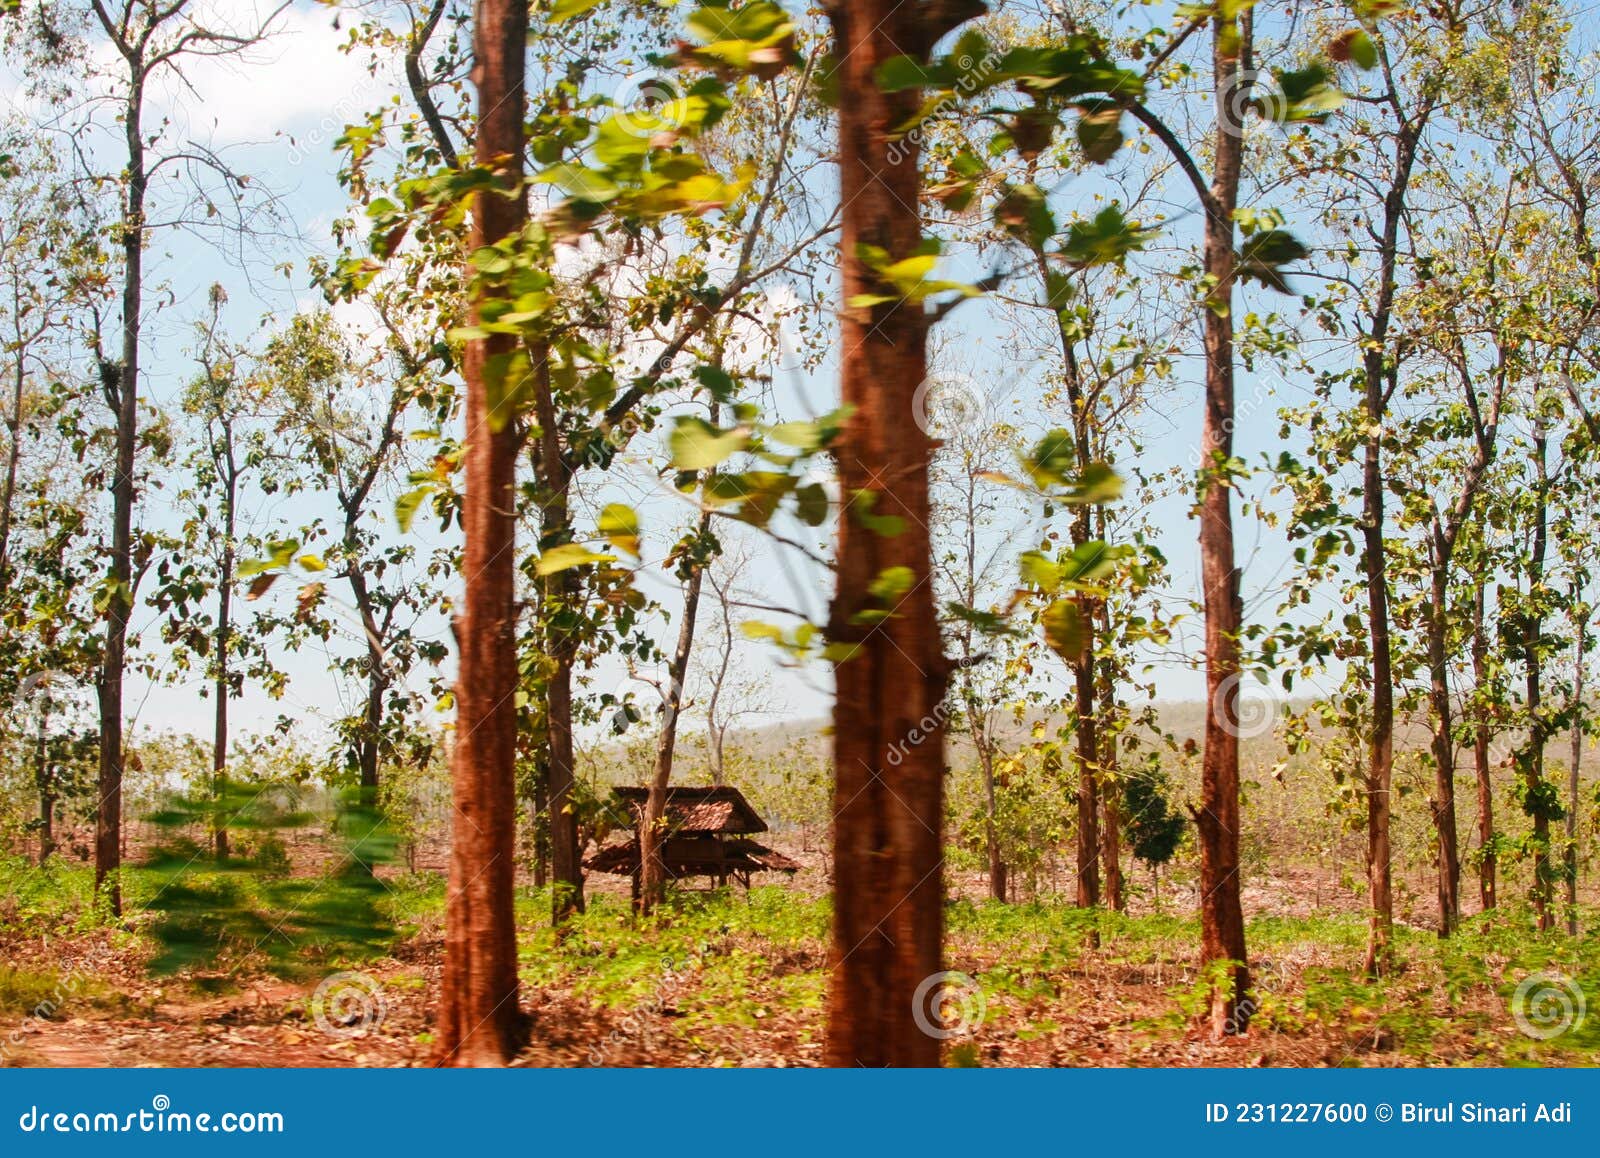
[929, 386, 1030, 902]
[152, 289, 285, 861]
[436, 0, 527, 1067]
[6, 0, 287, 915]
[819, 0, 996, 1067]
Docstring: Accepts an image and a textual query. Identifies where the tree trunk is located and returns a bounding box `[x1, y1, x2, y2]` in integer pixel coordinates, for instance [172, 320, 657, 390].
[1195, 12, 1250, 1034]
[95, 70, 148, 920]
[530, 756, 549, 889]
[436, 0, 526, 1066]
[1473, 583, 1497, 911]
[348, 568, 387, 801]
[0, 318, 26, 588]
[824, 0, 968, 1067]
[1357, 352, 1397, 976]
[1072, 629, 1100, 908]
[212, 453, 235, 862]
[1096, 592, 1123, 912]
[1567, 578, 1583, 935]
[978, 739, 1006, 902]
[33, 702, 53, 866]
[534, 350, 584, 924]
[1101, 774, 1124, 913]
[1426, 554, 1460, 934]
[1526, 430, 1552, 931]
[639, 511, 712, 915]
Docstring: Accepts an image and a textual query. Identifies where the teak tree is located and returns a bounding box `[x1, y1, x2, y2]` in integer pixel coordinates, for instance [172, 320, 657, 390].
[818, 0, 991, 1068]
[436, 0, 526, 1067]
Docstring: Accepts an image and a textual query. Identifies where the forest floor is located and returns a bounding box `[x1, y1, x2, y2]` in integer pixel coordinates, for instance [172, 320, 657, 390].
[2, 841, 1598, 1068]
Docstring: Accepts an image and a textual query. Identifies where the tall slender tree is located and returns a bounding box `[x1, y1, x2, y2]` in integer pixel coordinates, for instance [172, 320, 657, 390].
[436, 0, 526, 1067]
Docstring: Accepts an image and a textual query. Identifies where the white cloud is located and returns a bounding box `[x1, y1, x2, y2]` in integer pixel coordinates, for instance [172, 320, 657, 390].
[148, 4, 404, 149]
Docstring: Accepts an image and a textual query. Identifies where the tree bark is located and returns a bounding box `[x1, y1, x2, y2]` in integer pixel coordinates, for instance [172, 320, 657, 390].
[1567, 578, 1583, 935]
[533, 350, 584, 924]
[1526, 429, 1552, 931]
[94, 69, 148, 920]
[1523, 428, 1548, 927]
[1472, 583, 1497, 911]
[1072, 619, 1100, 908]
[1425, 555, 1460, 934]
[436, 0, 526, 1067]
[1195, 12, 1250, 1035]
[0, 303, 28, 588]
[979, 740, 1006, 902]
[823, 0, 972, 1067]
[212, 446, 235, 863]
[33, 702, 53, 866]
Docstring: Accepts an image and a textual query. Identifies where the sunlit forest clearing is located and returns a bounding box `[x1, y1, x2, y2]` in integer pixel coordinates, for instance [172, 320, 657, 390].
[5, 713, 1597, 1066]
[3, 0, 1600, 1068]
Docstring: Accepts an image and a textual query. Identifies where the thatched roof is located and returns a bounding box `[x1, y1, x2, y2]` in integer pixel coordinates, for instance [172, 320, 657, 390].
[584, 837, 800, 876]
[608, 785, 768, 835]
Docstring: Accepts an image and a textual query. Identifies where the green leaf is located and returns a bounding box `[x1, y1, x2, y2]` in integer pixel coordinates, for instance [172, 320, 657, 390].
[535, 162, 620, 204]
[1058, 540, 1131, 584]
[1060, 204, 1151, 268]
[1346, 29, 1378, 70]
[1020, 550, 1062, 592]
[795, 482, 829, 527]
[482, 349, 535, 433]
[1042, 598, 1086, 661]
[868, 565, 915, 604]
[535, 543, 614, 575]
[1074, 98, 1125, 164]
[1258, 66, 1343, 123]
[669, 416, 748, 470]
[694, 364, 737, 403]
[876, 54, 935, 92]
[396, 485, 434, 533]
[1237, 228, 1309, 294]
[599, 503, 641, 557]
[944, 601, 1023, 638]
[549, 0, 605, 22]
[851, 490, 906, 537]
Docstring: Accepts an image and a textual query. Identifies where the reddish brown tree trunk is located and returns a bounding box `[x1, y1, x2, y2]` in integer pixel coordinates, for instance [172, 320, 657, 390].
[823, 0, 977, 1067]
[436, 0, 526, 1067]
[1195, 12, 1250, 1035]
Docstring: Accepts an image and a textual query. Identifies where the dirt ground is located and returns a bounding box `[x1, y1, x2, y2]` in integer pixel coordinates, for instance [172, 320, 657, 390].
[3, 831, 1567, 1069]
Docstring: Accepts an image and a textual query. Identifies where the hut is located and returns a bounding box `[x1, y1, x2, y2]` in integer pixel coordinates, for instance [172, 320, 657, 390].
[583, 785, 800, 895]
